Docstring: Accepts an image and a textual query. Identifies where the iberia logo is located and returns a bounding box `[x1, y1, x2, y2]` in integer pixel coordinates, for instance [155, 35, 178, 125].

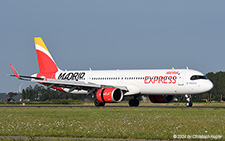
[166, 71, 179, 75]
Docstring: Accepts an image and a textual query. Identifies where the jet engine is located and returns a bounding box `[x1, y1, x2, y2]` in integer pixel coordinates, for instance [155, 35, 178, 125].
[96, 87, 123, 103]
[149, 95, 174, 103]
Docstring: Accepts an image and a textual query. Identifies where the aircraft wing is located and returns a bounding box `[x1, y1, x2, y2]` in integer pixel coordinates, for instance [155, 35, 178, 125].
[33, 78, 128, 93]
[9, 64, 128, 93]
[35, 78, 101, 90]
[9, 74, 45, 81]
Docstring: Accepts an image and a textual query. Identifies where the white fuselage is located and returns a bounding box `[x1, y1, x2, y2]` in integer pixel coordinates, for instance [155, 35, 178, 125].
[51, 69, 213, 96]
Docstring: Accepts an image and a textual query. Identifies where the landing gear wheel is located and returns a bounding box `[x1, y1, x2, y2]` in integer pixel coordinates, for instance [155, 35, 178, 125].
[186, 101, 193, 107]
[94, 99, 105, 107]
[129, 99, 139, 107]
[185, 94, 193, 107]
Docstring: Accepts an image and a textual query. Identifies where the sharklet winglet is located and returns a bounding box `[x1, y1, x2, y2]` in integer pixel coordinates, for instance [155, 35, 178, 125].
[10, 64, 19, 78]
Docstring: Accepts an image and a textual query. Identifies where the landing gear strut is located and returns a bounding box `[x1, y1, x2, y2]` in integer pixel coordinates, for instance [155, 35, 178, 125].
[94, 99, 105, 107]
[129, 96, 139, 107]
[185, 94, 193, 107]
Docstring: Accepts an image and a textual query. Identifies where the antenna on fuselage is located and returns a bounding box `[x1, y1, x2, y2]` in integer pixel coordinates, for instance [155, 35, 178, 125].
[186, 66, 189, 70]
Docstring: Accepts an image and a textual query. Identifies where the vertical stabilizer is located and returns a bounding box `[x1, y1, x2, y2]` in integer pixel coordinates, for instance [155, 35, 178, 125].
[34, 37, 59, 73]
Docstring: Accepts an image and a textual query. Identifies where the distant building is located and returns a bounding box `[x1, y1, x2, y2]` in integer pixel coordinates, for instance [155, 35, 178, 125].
[0, 93, 22, 102]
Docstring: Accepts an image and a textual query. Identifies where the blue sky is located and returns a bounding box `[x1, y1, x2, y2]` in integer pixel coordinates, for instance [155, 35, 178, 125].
[1, 1, 225, 92]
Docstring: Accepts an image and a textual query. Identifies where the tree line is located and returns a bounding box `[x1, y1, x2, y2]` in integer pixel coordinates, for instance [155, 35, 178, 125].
[19, 71, 225, 102]
[21, 85, 93, 101]
[206, 71, 225, 102]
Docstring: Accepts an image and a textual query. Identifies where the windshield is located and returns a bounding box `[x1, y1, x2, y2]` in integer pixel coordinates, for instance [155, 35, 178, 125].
[190, 75, 207, 80]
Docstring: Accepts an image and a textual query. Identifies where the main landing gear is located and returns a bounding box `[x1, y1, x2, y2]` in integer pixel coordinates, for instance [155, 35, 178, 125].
[185, 94, 193, 107]
[94, 99, 105, 107]
[94, 96, 140, 107]
[129, 96, 140, 107]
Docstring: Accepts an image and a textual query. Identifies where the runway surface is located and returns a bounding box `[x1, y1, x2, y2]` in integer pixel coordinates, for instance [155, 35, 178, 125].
[0, 136, 150, 141]
[0, 105, 224, 108]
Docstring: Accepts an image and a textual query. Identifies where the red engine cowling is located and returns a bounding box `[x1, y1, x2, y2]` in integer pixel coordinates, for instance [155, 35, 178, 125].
[149, 95, 174, 103]
[96, 87, 123, 103]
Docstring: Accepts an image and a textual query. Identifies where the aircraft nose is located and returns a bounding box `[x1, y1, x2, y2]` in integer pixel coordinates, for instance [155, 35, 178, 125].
[207, 80, 214, 91]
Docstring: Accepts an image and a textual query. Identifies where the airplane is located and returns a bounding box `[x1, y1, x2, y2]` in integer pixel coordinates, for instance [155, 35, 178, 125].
[10, 37, 213, 107]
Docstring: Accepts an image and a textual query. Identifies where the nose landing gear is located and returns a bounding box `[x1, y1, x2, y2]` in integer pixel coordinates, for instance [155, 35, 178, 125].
[185, 94, 193, 107]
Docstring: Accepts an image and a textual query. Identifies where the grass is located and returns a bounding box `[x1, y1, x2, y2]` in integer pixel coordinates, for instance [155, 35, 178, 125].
[1, 101, 225, 107]
[85, 101, 225, 107]
[0, 104, 224, 140]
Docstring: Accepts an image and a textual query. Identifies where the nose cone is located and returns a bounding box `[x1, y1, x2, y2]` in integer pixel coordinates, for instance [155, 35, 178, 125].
[205, 80, 214, 92]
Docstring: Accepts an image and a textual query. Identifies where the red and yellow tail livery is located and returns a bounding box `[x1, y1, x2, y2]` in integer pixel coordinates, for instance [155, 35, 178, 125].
[34, 37, 59, 73]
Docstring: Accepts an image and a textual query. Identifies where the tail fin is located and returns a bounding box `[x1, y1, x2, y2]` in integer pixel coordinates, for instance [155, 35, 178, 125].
[34, 37, 59, 73]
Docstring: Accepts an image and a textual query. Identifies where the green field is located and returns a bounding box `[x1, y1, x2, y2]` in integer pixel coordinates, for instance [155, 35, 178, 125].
[1, 101, 225, 107]
[0, 104, 224, 140]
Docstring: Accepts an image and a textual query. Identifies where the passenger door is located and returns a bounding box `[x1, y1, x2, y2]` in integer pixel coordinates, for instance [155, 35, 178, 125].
[178, 72, 186, 86]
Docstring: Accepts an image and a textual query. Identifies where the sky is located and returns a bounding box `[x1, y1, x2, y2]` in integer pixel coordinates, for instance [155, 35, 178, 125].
[1, 0, 225, 93]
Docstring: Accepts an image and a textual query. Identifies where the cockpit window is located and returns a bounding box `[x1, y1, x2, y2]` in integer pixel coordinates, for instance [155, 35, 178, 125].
[190, 75, 207, 80]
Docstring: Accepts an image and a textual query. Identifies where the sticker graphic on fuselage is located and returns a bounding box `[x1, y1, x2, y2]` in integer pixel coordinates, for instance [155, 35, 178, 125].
[58, 72, 85, 81]
[144, 76, 177, 84]
[166, 71, 179, 75]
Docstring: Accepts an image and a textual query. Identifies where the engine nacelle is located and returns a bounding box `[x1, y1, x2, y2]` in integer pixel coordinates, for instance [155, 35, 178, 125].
[149, 95, 174, 103]
[96, 87, 123, 103]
